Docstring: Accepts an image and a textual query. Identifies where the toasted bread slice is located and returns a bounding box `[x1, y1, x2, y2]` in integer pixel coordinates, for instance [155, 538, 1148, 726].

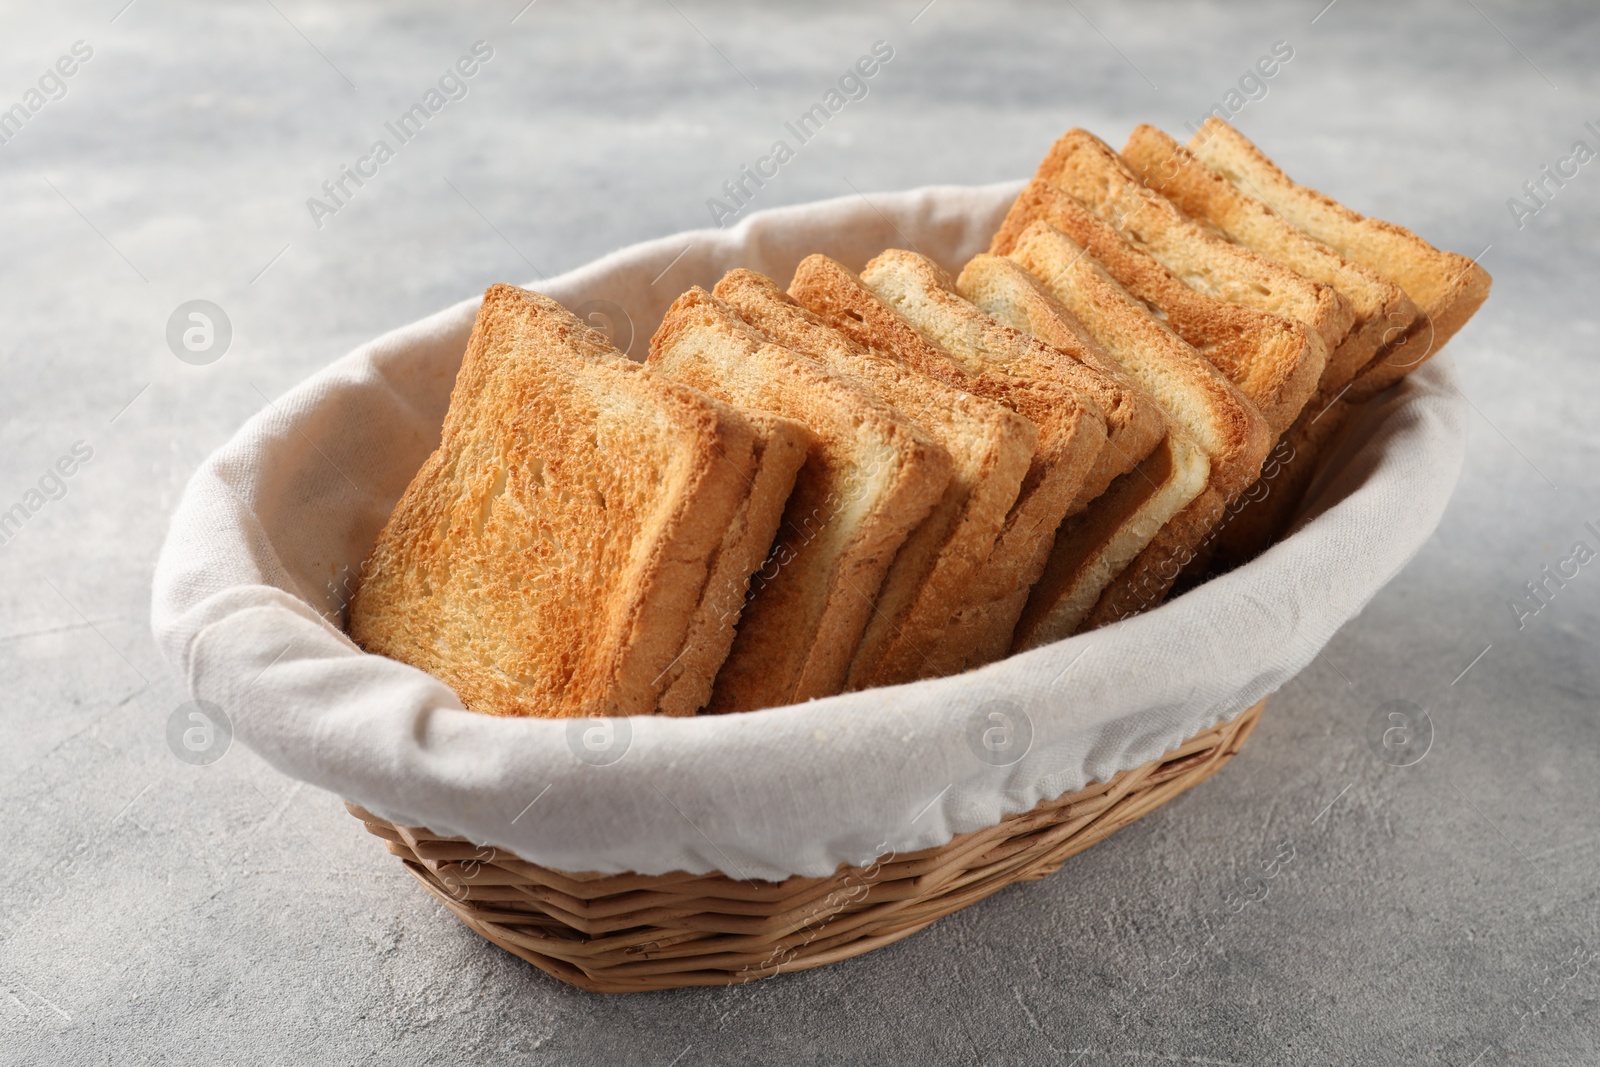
[1121, 123, 1418, 579]
[946, 256, 1168, 483]
[1001, 223, 1270, 501]
[1087, 487, 1229, 626]
[656, 412, 810, 716]
[350, 284, 770, 719]
[858, 250, 1130, 507]
[1188, 117, 1491, 400]
[1123, 124, 1420, 393]
[711, 268, 1037, 688]
[999, 221, 1274, 627]
[649, 287, 951, 712]
[1036, 129, 1344, 377]
[1183, 118, 1492, 567]
[788, 253, 1107, 667]
[956, 253, 1211, 646]
[992, 177, 1317, 437]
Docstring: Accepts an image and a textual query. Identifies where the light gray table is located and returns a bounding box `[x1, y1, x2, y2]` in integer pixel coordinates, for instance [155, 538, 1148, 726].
[2, 1, 1595, 1063]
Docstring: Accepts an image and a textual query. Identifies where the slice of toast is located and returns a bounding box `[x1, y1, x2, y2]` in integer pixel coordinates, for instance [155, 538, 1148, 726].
[649, 287, 951, 712]
[1035, 129, 1347, 377]
[992, 177, 1317, 437]
[943, 255, 1169, 484]
[1027, 432, 1213, 641]
[1087, 486, 1228, 625]
[1188, 117, 1491, 401]
[999, 221, 1274, 627]
[1000, 223, 1271, 501]
[350, 284, 772, 719]
[710, 268, 1037, 688]
[1184, 118, 1492, 567]
[788, 253, 1107, 667]
[857, 250, 1134, 508]
[1120, 123, 1419, 580]
[656, 411, 810, 716]
[956, 253, 1211, 646]
[1122, 124, 1420, 393]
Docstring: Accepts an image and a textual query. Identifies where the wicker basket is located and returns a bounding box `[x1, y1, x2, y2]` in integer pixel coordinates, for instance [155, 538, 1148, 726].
[346, 696, 1265, 992]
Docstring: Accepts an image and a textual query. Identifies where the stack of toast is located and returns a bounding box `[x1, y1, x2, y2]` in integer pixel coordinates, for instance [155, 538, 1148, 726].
[349, 119, 1490, 718]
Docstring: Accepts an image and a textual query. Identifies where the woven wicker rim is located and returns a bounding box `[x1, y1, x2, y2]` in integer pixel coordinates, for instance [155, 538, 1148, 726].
[347, 697, 1265, 993]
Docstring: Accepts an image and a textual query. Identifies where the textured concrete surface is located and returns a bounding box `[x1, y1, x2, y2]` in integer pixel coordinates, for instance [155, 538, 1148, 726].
[1, 0, 1596, 1063]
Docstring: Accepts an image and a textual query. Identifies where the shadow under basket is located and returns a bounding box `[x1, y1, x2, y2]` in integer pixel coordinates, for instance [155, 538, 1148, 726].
[347, 697, 1266, 993]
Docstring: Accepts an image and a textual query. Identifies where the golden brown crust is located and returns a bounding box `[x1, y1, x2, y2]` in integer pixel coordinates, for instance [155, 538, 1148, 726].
[788, 252, 1106, 667]
[955, 253, 1165, 478]
[1173, 117, 1492, 564]
[648, 286, 952, 711]
[1123, 123, 1420, 394]
[992, 177, 1320, 437]
[1018, 428, 1211, 646]
[356, 118, 1493, 714]
[1188, 117, 1491, 399]
[349, 284, 760, 719]
[859, 249, 1122, 508]
[710, 268, 1036, 688]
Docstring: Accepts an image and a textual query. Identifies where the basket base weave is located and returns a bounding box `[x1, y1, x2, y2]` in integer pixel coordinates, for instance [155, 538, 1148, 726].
[347, 698, 1265, 993]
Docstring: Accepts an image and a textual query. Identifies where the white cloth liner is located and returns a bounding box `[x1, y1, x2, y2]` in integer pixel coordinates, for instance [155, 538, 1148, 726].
[151, 182, 1467, 881]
